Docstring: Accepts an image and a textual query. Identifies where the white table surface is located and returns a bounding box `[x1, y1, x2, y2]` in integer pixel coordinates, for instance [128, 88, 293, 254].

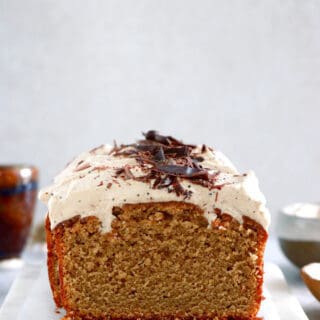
[0, 237, 319, 320]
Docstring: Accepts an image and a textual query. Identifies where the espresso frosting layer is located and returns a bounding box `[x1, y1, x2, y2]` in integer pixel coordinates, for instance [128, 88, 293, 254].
[39, 131, 270, 231]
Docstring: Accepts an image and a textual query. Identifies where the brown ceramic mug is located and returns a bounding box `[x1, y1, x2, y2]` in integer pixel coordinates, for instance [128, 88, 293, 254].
[0, 165, 38, 260]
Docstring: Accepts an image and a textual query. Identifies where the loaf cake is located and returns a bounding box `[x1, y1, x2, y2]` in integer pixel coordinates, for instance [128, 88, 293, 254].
[39, 130, 270, 320]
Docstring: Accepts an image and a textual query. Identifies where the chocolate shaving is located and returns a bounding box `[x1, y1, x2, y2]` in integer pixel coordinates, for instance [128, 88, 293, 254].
[92, 165, 109, 172]
[136, 144, 158, 152]
[124, 165, 135, 179]
[116, 165, 135, 180]
[211, 183, 227, 190]
[143, 130, 180, 146]
[74, 163, 91, 172]
[112, 130, 221, 198]
[155, 164, 201, 177]
[153, 147, 166, 162]
[171, 176, 185, 196]
[152, 176, 162, 189]
[89, 144, 104, 154]
[156, 175, 174, 189]
[163, 146, 190, 157]
[143, 130, 196, 148]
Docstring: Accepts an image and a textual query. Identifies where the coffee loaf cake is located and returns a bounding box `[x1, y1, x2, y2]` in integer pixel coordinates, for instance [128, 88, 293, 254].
[39, 131, 270, 320]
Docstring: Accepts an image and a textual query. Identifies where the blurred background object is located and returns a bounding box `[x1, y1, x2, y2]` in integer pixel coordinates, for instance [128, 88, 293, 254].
[0, 165, 38, 261]
[301, 263, 320, 302]
[278, 203, 320, 267]
[31, 222, 46, 244]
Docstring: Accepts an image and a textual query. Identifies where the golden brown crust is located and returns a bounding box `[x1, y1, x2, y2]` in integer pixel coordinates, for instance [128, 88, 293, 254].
[62, 315, 263, 320]
[46, 215, 62, 307]
[46, 202, 267, 320]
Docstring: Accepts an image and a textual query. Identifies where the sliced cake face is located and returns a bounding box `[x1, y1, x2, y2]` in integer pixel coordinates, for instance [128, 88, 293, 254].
[48, 203, 267, 319]
[40, 131, 270, 320]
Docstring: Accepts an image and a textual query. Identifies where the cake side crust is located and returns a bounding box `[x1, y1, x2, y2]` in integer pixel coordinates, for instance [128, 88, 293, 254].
[46, 215, 62, 307]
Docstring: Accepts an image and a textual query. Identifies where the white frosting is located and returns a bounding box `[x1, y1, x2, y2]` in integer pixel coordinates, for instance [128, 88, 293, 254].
[39, 144, 270, 232]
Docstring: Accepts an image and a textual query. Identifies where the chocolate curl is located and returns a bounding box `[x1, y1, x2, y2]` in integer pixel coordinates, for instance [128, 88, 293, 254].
[113, 130, 221, 198]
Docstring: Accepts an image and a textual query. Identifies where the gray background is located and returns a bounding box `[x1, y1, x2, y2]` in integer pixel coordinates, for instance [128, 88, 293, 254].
[1, 0, 320, 232]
